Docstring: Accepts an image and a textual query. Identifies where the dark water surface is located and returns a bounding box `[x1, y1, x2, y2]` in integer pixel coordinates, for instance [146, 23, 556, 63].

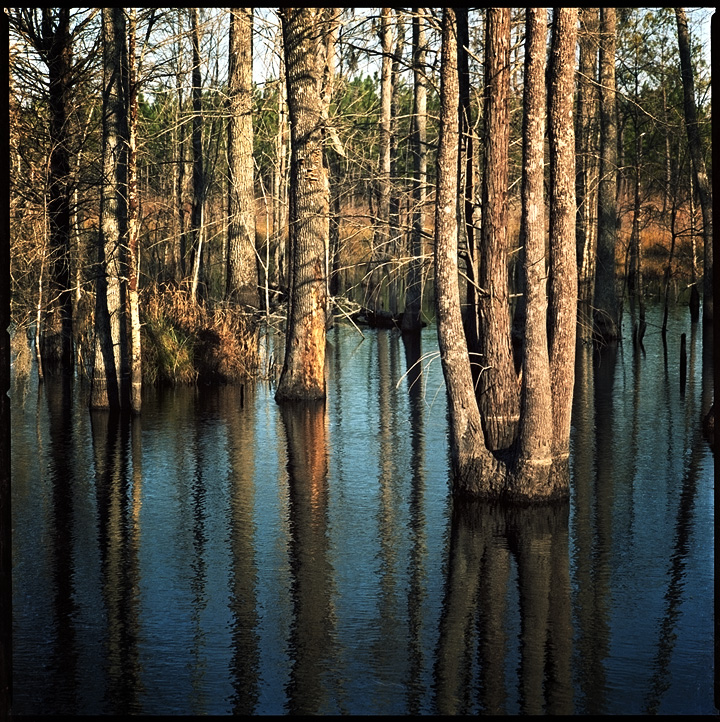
[11, 305, 715, 715]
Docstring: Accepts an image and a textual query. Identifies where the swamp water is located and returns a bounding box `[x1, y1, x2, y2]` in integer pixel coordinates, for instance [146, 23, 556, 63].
[10, 304, 715, 714]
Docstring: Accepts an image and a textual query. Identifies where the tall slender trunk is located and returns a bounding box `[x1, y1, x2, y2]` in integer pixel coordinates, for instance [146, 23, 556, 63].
[226, 8, 259, 308]
[575, 7, 599, 343]
[676, 7, 713, 323]
[514, 7, 551, 491]
[126, 8, 142, 413]
[547, 8, 578, 459]
[190, 7, 204, 301]
[594, 7, 620, 343]
[91, 7, 126, 410]
[401, 7, 426, 332]
[477, 7, 519, 452]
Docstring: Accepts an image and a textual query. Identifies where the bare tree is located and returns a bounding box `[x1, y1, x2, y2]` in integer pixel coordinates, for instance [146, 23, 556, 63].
[226, 8, 259, 309]
[594, 7, 620, 343]
[275, 8, 336, 402]
[676, 7, 713, 324]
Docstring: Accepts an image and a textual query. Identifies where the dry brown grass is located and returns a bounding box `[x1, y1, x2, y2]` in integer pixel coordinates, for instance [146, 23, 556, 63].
[141, 284, 259, 386]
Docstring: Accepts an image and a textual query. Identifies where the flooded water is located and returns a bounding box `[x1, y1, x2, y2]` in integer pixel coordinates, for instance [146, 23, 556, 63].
[10, 304, 715, 715]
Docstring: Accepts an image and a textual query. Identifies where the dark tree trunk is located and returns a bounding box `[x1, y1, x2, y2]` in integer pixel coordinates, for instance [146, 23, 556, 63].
[594, 7, 620, 343]
[676, 7, 713, 324]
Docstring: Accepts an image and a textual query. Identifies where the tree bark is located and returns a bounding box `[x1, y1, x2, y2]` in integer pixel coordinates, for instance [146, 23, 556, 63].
[676, 7, 713, 323]
[513, 7, 552, 493]
[575, 7, 599, 343]
[275, 8, 331, 402]
[434, 8, 504, 498]
[226, 8, 259, 308]
[91, 7, 126, 410]
[127, 8, 142, 413]
[401, 7, 427, 332]
[190, 8, 204, 301]
[547, 8, 578, 460]
[477, 7, 519, 452]
[594, 7, 620, 342]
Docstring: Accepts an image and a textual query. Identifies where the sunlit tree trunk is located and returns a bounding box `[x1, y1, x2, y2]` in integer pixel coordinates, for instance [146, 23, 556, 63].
[401, 7, 427, 332]
[575, 7, 599, 343]
[226, 8, 259, 308]
[676, 7, 713, 324]
[594, 7, 620, 342]
[547, 8, 578, 460]
[126, 8, 142, 413]
[513, 8, 552, 492]
[91, 7, 126, 410]
[434, 8, 504, 497]
[477, 7, 519, 452]
[275, 8, 331, 402]
[190, 8, 204, 301]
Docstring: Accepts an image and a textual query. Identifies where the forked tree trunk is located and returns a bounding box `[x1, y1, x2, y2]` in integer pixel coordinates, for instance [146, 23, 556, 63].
[275, 8, 332, 402]
[226, 8, 259, 308]
[434, 8, 504, 498]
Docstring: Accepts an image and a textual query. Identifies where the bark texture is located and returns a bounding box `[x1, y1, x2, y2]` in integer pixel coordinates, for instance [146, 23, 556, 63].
[275, 8, 331, 402]
[226, 8, 259, 308]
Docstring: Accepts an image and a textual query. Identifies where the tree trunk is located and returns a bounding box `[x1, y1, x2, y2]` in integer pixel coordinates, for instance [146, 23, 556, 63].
[676, 7, 713, 324]
[401, 7, 427, 332]
[42, 8, 74, 375]
[190, 8, 204, 301]
[226, 8, 259, 308]
[547, 8, 578, 460]
[91, 7, 126, 410]
[126, 8, 142, 413]
[275, 8, 331, 402]
[434, 8, 504, 498]
[513, 7, 552, 493]
[477, 7, 519, 452]
[575, 7, 599, 343]
[594, 7, 620, 343]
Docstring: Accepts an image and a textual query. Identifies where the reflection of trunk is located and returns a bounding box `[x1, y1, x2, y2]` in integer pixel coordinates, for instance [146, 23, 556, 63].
[676, 8, 712, 324]
[506, 504, 573, 715]
[221, 386, 260, 714]
[281, 402, 334, 715]
[401, 8, 427, 332]
[434, 502, 510, 715]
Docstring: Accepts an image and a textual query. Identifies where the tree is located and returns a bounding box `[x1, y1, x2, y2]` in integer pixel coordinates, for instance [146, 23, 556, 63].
[676, 7, 713, 324]
[226, 8, 259, 309]
[594, 8, 620, 343]
[189, 8, 205, 301]
[90, 7, 127, 410]
[6, 10, 98, 375]
[434, 7, 578, 502]
[477, 8, 519, 453]
[275, 8, 336, 402]
[401, 7, 427, 333]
